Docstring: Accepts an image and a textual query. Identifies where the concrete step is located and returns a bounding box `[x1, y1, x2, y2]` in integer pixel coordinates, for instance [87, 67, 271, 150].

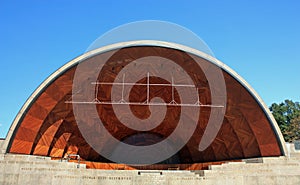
[210, 163, 300, 171]
[244, 156, 300, 164]
[200, 174, 300, 185]
[0, 159, 85, 168]
[199, 165, 300, 177]
[1, 154, 52, 161]
[201, 168, 300, 177]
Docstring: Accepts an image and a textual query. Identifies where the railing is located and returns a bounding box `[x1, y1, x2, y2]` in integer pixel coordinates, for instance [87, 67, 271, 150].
[61, 154, 81, 168]
[168, 167, 180, 170]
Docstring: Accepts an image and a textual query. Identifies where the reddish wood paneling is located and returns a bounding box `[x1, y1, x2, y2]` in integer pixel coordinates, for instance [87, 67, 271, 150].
[8, 46, 283, 169]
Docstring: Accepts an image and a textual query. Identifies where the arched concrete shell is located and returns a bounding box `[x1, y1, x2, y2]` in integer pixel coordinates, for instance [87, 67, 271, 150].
[3, 40, 287, 168]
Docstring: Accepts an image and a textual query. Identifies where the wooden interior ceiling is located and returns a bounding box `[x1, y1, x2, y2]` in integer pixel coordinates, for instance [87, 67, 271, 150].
[7, 46, 283, 169]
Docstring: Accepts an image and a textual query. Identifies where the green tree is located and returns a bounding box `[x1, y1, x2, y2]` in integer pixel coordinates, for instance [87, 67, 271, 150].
[269, 100, 300, 142]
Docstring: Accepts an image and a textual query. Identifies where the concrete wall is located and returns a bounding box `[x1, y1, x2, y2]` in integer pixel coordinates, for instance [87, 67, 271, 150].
[1, 154, 300, 185]
[0, 139, 5, 154]
[286, 142, 300, 158]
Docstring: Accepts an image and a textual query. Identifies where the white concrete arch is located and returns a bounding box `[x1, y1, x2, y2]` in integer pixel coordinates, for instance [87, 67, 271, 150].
[2, 40, 287, 156]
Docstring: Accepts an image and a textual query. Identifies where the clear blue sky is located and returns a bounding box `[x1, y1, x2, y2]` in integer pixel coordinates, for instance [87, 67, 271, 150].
[0, 0, 299, 138]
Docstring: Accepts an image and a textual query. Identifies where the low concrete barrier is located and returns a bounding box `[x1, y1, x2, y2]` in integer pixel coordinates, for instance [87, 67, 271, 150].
[1, 154, 300, 185]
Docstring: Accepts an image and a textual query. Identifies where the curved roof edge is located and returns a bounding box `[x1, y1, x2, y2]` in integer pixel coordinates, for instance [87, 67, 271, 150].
[3, 40, 288, 156]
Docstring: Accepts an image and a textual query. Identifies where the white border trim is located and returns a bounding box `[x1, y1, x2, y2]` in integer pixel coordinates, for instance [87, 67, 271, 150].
[3, 40, 287, 156]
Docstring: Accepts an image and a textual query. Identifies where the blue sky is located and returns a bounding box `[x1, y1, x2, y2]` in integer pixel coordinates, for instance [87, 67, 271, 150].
[0, 0, 299, 138]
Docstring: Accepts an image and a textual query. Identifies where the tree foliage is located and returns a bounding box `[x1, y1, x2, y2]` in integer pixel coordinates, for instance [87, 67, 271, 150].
[270, 100, 300, 142]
